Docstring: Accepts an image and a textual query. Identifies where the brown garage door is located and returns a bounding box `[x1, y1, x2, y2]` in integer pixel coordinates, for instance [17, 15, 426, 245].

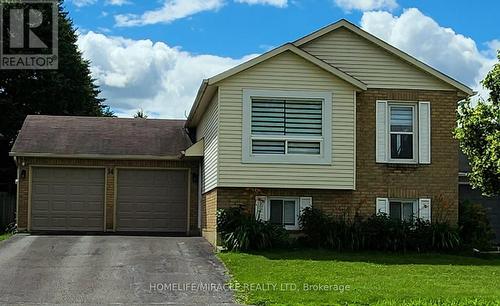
[116, 169, 188, 232]
[31, 167, 105, 231]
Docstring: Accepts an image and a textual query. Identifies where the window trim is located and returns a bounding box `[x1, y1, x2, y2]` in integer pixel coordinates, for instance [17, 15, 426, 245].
[387, 102, 419, 164]
[242, 89, 332, 165]
[267, 196, 300, 230]
[389, 198, 418, 221]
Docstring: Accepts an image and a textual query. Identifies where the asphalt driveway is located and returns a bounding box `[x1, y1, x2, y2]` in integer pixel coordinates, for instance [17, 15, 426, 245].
[0, 235, 235, 305]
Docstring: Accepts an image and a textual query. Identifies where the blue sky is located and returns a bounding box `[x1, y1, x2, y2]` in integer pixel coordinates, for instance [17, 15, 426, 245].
[67, 0, 499, 118]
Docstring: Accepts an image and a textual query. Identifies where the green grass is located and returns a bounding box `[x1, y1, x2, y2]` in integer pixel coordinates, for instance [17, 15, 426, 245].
[218, 249, 500, 306]
[0, 233, 13, 242]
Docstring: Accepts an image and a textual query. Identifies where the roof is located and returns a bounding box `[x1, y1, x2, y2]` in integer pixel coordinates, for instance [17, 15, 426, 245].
[208, 43, 367, 90]
[10, 115, 192, 160]
[186, 20, 473, 127]
[293, 19, 474, 96]
[185, 43, 367, 127]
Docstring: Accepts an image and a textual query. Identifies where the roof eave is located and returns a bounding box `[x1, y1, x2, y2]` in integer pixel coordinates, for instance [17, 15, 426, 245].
[293, 19, 474, 96]
[186, 79, 209, 128]
[185, 43, 367, 127]
[9, 152, 184, 160]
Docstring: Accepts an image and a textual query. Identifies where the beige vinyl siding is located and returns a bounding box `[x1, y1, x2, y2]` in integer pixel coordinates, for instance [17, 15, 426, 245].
[301, 28, 454, 91]
[196, 91, 219, 193]
[217, 51, 356, 189]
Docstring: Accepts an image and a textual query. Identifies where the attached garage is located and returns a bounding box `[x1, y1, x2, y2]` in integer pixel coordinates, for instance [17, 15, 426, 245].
[31, 167, 105, 231]
[11, 115, 199, 234]
[116, 169, 188, 232]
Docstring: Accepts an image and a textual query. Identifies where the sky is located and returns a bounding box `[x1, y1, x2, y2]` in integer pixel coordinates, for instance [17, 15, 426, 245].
[67, 0, 500, 118]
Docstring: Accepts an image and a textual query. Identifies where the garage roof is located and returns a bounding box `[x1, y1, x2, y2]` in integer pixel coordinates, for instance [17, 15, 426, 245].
[10, 115, 192, 160]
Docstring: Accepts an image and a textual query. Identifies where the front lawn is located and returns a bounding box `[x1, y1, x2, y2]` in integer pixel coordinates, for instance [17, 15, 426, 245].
[218, 249, 500, 305]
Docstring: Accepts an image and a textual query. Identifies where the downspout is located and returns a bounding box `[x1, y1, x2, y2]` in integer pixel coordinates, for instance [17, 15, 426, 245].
[14, 156, 19, 229]
[197, 163, 202, 230]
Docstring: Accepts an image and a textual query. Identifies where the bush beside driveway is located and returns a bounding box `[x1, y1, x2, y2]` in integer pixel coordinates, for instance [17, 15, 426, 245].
[0, 233, 12, 242]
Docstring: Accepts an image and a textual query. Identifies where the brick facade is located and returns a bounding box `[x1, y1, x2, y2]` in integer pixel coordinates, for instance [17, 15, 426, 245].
[355, 89, 460, 222]
[16, 157, 199, 234]
[201, 89, 461, 245]
[201, 188, 217, 244]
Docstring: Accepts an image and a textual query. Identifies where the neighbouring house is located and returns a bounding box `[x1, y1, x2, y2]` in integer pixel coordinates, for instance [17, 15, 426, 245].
[10, 19, 473, 245]
[459, 152, 500, 243]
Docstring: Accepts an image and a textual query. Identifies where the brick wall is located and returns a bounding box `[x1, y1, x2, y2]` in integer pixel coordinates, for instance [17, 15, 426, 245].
[355, 89, 460, 222]
[16, 157, 199, 233]
[201, 89, 461, 245]
[201, 188, 217, 245]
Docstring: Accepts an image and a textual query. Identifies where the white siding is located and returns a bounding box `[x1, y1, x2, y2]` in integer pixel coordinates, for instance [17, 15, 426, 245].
[196, 91, 219, 193]
[301, 28, 454, 91]
[217, 51, 356, 189]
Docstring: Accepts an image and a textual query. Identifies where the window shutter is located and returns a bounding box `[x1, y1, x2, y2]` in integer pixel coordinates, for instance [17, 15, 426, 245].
[418, 198, 432, 222]
[299, 197, 312, 214]
[376, 101, 388, 163]
[418, 101, 431, 164]
[376, 198, 389, 215]
[255, 196, 268, 221]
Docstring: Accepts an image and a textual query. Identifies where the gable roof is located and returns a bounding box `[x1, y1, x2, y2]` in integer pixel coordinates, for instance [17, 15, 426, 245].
[10, 115, 192, 159]
[293, 19, 473, 96]
[186, 43, 367, 127]
[187, 19, 474, 127]
[208, 43, 367, 90]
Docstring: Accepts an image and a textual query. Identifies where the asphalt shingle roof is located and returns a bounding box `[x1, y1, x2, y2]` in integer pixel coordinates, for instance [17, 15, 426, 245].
[11, 115, 192, 158]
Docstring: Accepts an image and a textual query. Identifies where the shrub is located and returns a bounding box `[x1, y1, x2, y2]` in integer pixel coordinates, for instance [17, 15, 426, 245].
[459, 200, 495, 249]
[300, 208, 461, 252]
[217, 206, 288, 251]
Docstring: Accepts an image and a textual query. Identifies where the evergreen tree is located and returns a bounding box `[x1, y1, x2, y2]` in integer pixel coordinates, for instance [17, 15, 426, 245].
[0, 1, 112, 191]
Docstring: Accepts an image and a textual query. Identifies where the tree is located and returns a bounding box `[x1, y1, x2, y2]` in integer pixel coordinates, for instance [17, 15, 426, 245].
[133, 108, 148, 119]
[0, 2, 113, 191]
[455, 51, 500, 196]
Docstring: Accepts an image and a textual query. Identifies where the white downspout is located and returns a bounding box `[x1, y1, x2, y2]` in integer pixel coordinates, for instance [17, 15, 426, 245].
[197, 162, 202, 230]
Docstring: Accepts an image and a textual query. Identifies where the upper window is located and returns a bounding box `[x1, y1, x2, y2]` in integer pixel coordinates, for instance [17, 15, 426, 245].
[376, 100, 430, 164]
[389, 104, 417, 161]
[243, 90, 332, 164]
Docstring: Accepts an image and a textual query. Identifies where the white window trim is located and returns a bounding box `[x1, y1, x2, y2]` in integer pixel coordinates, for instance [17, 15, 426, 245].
[387, 102, 419, 164]
[267, 196, 300, 230]
[242, 89, 332, 165]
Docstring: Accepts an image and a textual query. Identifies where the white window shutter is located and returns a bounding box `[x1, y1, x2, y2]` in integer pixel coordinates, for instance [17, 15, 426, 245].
[376, 198, 389, 215]
[255, 196, 268, 221]
[299, 197, 313, 214]
[376, 100, 388, 163]
[418, 101, 431, 164]
[418, 198, 432, 222]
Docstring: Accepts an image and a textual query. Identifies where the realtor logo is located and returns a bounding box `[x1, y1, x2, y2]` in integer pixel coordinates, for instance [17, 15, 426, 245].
[0, 0, 58, 69]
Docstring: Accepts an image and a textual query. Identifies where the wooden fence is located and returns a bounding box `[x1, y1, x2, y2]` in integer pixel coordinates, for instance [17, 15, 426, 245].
[0, 192, 15, 232]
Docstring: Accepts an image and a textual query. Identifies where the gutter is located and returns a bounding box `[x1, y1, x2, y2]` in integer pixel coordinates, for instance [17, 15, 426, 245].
[9, 152, 184, 161]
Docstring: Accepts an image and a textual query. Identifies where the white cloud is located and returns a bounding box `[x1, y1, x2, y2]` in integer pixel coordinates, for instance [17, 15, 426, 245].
[106, 0, 131, 5]
[235, 0, 288, 7]
[115, 0, 224, 27]
[486, 40, 500, 57]
[72, 0, 97, 7]
[77, 31, 257, 118]
[334, 0, 397, 12]
[360, 8, 497, 99]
